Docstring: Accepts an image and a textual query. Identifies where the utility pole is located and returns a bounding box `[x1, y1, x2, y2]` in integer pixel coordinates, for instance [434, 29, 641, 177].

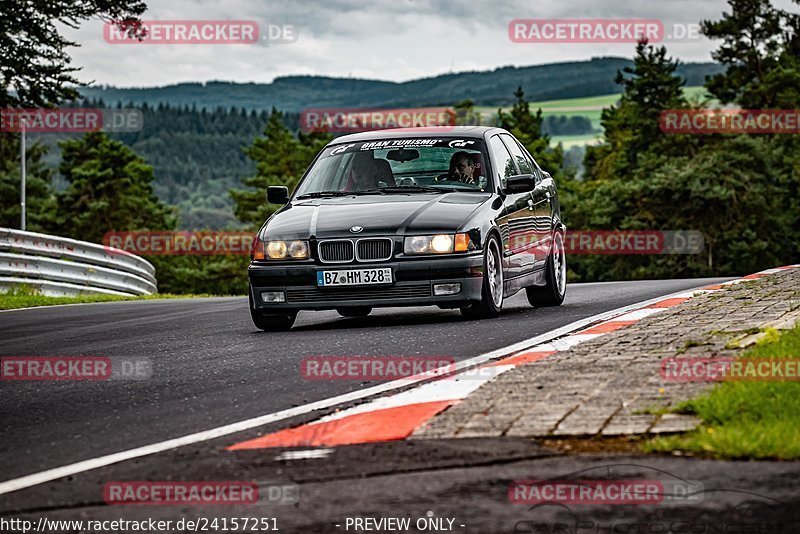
[20, 116, 26, 231]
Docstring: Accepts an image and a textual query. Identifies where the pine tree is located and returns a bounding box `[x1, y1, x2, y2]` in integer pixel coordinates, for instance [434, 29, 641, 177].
[1, 0, 146, 108]
[583, 41, 689, 182]
[0, 132, 55, 231]
[230, 108, 332, 227]
[701, 0, 790, 107]
[55, 132, 175, 242]
[497, 86, 565, 177]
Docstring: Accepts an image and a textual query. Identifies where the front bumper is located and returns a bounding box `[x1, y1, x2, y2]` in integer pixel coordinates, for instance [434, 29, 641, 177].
[248, 254, 484, 312]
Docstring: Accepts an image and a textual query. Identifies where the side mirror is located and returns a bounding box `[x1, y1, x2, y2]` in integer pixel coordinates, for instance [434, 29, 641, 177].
[267, 186, 289, 204]
[505, 174, 536, 193]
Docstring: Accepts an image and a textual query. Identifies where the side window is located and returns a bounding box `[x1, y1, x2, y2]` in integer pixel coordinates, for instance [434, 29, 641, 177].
[488, 136, 517, 188]
[517, 142, 543, 183]
[499, 134, 533, 175]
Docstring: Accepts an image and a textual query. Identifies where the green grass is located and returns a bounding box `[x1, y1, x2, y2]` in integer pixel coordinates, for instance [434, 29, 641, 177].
[0, 286, 223, 310]
[645, 326, 800, 459]
[476, 86, 712, 147]
[550, 132, 604, 149]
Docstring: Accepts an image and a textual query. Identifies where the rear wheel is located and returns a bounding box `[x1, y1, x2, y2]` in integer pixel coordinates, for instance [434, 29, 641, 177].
[249, 292, 297, 331]
[461, 235, 504, 319]
[336, 307, 372, 318]
[526, 231, 566, 307]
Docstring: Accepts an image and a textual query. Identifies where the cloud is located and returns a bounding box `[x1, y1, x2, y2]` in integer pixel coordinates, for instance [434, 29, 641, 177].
[56, 0, 796, 88]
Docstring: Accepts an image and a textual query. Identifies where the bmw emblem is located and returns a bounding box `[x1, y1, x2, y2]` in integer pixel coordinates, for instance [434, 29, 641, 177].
[350, 226, 364, 233]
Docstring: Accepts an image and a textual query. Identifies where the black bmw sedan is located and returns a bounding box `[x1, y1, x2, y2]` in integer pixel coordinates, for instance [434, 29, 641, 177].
[248, 126, 566, 331]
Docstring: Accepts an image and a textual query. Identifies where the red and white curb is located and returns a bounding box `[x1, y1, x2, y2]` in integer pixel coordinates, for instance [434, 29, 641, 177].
[228, 265, 799, 450]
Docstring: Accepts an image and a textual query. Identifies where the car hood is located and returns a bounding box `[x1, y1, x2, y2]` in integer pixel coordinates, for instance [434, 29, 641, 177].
[264, 192, 491, 239]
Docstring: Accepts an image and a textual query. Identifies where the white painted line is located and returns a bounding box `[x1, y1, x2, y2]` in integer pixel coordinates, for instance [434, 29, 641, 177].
[669, 290, 705, 299]
[613, 308, 665, 321]
[316, 365, 515, 423]
[552, 333, 602, 350]
[721, 279, 746, 285]
[0, 279, 734, 497]
[521, 342, 556, 352]
[274, 449, 334, 460]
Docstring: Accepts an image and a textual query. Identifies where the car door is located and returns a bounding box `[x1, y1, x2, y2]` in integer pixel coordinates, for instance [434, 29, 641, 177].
[499, 134, 545, 271]
[502, 135, 553, 270]
[487, 135, 529, 281]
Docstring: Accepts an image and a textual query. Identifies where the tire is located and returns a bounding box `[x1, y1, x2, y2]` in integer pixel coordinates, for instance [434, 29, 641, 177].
[336, 307, 372, 318]
[249, 292, 296, 331]
[526, 230, 567, 307]
[460, 234, 504, 319]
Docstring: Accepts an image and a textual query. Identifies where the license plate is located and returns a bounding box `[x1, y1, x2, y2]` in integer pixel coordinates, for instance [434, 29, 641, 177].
[317, 268, 393, 287]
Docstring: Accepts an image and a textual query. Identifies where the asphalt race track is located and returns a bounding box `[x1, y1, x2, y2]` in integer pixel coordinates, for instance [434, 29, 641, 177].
[8, 277, 799, 534]
[0, 278, 725, 479]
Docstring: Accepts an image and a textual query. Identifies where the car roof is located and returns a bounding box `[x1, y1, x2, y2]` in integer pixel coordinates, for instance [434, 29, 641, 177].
[329, 126, 504, 146]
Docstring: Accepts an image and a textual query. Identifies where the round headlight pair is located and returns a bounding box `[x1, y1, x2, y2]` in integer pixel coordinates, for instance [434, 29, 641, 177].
[404, 234, 455, 255]
[266, 240, 309, 259]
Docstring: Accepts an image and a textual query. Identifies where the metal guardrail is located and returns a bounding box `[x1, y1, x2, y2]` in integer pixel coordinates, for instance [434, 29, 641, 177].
[0, 228, 157, 296]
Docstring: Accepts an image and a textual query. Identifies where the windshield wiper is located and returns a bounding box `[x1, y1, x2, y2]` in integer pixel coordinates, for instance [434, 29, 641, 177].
[295, 190, 352, 199]
[296, 189, 386, 199]
[379, 185, 447, 193]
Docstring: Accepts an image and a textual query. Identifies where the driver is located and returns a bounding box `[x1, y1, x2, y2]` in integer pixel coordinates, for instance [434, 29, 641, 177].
[343, 152, 377, 191]
[447, 151, 477, 184]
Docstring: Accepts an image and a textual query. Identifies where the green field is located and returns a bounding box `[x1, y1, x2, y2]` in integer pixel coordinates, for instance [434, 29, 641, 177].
[477, 86, 712, 147]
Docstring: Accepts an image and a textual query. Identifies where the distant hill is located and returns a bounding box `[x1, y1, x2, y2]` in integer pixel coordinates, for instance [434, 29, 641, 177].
[78, 57, 724, 112]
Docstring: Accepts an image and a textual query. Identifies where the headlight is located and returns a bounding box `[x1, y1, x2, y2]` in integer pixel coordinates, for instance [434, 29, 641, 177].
[430, 235, 454, 253]
[404, 234, 471, 255]
[288, 240, 309, 258]
[266, 240, 309, 259]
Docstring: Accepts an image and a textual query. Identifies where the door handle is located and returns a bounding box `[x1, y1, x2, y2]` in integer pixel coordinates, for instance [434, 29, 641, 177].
[545, 191, 551, 200]
[527, 199, 534, 211]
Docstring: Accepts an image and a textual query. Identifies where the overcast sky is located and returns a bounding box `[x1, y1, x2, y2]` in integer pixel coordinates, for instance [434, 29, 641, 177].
[60, 0, 796, 88]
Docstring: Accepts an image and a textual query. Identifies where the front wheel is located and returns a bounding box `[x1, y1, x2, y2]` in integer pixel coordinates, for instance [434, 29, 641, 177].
[251, 312, 297, 331]
[526, 231, 567, 307]
[461, 235, 504, 319]
[249, 292, 297, 331]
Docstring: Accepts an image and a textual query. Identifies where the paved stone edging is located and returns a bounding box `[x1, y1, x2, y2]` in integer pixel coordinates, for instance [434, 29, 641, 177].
[412, 268, 800, 439]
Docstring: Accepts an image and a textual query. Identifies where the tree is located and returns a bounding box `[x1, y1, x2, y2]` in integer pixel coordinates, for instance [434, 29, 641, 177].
[55, 132, 174, 242]
[497, 86, 566, 178]
[700, 0, 800, 266]
[231, 108, 331, 227]
[0, 132, 54, 230]
[584, 41, 689, 182]
[454, 99, 483, 126]
[1, 0, 146, 109]
[701, 0, 794, 107]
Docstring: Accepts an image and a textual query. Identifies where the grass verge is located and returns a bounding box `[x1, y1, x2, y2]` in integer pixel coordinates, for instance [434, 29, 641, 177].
[0, 286, 227, 310]
[645, 326, 800, 459]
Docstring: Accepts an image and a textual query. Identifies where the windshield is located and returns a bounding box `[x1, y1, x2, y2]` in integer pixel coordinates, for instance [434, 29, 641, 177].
[294, 138, 492, 198]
